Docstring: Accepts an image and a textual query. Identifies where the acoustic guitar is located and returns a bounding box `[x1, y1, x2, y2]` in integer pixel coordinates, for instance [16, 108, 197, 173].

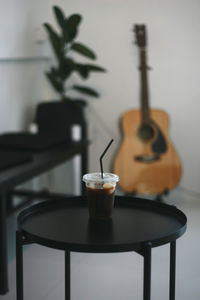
[113, 24, 182, 195]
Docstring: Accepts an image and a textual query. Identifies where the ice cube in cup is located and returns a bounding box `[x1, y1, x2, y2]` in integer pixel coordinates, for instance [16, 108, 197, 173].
[82, 173, 119, 220]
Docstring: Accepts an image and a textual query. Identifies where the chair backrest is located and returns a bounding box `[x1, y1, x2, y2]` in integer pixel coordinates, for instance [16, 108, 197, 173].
[35, 101, 87, 141]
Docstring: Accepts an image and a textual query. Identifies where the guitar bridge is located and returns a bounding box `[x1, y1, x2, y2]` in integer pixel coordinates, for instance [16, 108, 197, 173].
[134, 154, 160, 163]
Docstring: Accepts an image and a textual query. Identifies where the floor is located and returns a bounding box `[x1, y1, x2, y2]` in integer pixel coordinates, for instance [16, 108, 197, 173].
[1, 186, 200, 300]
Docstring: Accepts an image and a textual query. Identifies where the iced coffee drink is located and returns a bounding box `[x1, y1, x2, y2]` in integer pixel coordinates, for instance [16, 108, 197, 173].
[83, 173, 119, 220]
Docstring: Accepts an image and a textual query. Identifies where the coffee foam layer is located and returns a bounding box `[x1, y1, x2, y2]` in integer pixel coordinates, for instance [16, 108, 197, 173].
[86, 182, 115, 194]
[103, 183, 115, 194]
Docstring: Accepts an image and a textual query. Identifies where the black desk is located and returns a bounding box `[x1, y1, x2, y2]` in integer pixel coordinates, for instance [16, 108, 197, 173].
[0, 141, 88, 294]
[16, 196, 187, 300]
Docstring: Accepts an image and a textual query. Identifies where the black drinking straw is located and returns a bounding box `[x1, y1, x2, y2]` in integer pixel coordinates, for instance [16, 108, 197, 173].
[100, 139, 114, 179]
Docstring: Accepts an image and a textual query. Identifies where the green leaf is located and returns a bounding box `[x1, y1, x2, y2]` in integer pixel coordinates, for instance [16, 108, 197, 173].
[58, 58, 76, 79]
[62, 57, 76, 69]
[71, 42, 96, 59]
[49, 66, 60, 78]
[43, 23, 63, 59]
[45, 71, 64, 93]
[63, 14, 82, 42]
[84, 64, 106, 72]
[74, 63, 106, 79]
[75, 64, 90, 79]
[67, 14, 82, 29]
[72, 85, 99, 97]
[53, 6, 65, 28]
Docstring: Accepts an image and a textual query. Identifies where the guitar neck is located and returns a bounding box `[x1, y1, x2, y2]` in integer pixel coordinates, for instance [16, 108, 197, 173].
[139, 47, 150, 123]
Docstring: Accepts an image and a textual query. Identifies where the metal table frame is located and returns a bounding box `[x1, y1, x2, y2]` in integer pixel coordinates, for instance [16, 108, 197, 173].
[15, 196, 187, 300]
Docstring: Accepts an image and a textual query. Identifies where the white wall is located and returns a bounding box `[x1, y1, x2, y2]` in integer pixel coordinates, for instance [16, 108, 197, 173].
[0, 0, 200, 194]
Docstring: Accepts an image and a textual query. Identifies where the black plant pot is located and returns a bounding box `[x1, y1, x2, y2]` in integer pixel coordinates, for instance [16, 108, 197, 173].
[35, 101, 86, 141]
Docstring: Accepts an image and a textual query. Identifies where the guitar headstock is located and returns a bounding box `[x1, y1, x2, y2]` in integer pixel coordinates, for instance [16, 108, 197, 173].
[134, 24, 147, 48]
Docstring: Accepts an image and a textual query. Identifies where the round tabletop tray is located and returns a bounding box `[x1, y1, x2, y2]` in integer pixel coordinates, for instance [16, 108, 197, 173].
[18, 196, 187, 253]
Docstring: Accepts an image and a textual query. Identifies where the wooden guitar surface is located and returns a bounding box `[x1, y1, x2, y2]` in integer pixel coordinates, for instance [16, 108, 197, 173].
[113, 109, 182, 194]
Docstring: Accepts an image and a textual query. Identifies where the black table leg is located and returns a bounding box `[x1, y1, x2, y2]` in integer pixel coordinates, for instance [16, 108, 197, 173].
[0, 193, 8, 294]
[81, 147, 88, 195]
[16, 230, 24, 300]
[169, 241, 176, 300]
[65, 251, 70, 300]
[143, 242, 152, 300]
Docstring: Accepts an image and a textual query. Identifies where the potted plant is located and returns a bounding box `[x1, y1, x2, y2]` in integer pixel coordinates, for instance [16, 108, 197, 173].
[43, 5, 106, 105]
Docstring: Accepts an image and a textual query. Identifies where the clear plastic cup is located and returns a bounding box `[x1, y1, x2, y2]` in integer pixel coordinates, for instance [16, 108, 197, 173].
[83, 173, 119, 220]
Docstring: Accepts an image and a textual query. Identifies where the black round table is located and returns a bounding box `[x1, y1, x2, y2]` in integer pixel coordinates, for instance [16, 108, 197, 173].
[16, 196, 187, 300]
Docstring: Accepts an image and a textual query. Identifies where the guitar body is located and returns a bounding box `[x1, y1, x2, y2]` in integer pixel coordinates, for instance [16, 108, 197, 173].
[113, 109, 182, 194]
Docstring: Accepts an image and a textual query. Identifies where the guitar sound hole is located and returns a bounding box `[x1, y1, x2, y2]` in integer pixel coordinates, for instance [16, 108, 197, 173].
[137, 124, 155, 141]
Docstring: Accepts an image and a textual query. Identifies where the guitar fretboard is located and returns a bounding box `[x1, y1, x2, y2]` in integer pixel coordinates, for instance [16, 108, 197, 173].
[139, 47, 150, 123]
